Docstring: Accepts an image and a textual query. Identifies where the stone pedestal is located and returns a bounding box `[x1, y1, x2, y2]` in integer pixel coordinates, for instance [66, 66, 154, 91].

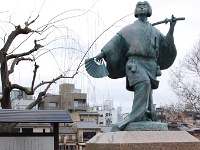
[86, 131, 200, 150]
[124, 121, 168, 131]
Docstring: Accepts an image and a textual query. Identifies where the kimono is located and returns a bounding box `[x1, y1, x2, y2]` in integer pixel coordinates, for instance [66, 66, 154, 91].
[101, 20, 177, 130]
[102, 20, 176, 91]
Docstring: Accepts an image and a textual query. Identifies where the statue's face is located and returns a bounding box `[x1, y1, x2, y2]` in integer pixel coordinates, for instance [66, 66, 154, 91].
[136, 3, 148, 16]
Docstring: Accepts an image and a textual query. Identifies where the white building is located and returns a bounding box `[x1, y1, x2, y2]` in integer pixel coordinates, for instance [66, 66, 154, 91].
[0, 87, 36, 109]
[12, 99, 38, 110]
[10, 88, 37, 110]
[11, 88, 33, 100]
[13, 123, 51, 133]
[91, 100, 123, 125]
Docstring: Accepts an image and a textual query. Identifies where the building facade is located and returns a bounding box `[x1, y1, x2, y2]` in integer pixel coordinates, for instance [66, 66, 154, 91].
[90, 100, 123, 125]
[156, 107, 166, 123]
[39, 83, 87, 113]
[59, 126, 77, 150]
[10, 88, 36, 110]
[73, 121, 100, 150]
[12, 123, 51, 133]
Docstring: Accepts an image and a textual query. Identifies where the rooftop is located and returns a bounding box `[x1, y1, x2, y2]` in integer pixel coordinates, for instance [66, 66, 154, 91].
[59, 126, 77, 134]
[73, 121, 100, 129]
[77, 111, 99, 115]
[16, 123, 51, 127]
[0, 109, 73, 123]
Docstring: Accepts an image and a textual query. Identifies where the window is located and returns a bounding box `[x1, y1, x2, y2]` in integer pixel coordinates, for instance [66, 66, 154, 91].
[60, 135, 64, 143]
[106, 113, 110, 117]
[13, 91, 19, 99]
[22, 128, 33, 133]
[11, 90, 20, 100]
[74, 99, 86, 107]
[68, 145, 76, 150]
[49, 102, 58, 107]
[68, 135, 72, 140]
[16, 105, 26, 110]
[83, 132, 96, 139]
[68, 110, 74, 113]
[157, 112, 163, 115]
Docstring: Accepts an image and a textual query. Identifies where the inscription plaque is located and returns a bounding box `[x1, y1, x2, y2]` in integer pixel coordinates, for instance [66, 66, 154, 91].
[0, 137, 54, 150]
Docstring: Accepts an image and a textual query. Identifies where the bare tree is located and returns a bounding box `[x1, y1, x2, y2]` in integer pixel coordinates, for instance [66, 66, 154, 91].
[161, 102, 184, 122]
[0, 16, 81, 108]
[0, 2, 134, 132]
[0, 5, 101, 132]
[169, 38, 200, 112]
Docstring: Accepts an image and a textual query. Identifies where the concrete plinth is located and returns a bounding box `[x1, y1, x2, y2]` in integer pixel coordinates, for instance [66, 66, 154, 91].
[86, 131, 200, 150]
[124, 121, 168, 131]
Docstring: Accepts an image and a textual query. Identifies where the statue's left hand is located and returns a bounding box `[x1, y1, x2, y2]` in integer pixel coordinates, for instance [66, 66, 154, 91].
[169, 15, 176, 34]
[170, 15, 176, 27]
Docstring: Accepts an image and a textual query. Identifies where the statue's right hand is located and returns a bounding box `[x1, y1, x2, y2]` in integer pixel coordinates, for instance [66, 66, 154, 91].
[95, 52, 105, 61]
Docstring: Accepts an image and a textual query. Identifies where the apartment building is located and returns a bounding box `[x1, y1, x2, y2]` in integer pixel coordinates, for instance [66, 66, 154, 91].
[10, 88, 37, 110]
[39, 83, 87, 113]
[90, 100, 123, 125]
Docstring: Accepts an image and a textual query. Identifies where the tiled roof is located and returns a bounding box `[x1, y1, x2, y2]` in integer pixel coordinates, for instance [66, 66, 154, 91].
[0, 109, 73, 123]
[73, 121, 100, 129]
[78, 111, 99, 115]
[59, 126, 77, 134]
[16, 123, 51, 127]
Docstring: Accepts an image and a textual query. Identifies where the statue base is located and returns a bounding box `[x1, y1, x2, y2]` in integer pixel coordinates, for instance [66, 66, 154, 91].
[86, 131, 200, 150]
[124, 121, 168, 131]
[111, 121, 168, 132]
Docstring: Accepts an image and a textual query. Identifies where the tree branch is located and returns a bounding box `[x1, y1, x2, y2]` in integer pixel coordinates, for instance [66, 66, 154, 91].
[8, 57, 33, 75]
[11, 84, 34, 95]
[25, 15, 39, 28]
[7, 40, 43, 60]
[31, 63, 39, 91]
[1, 25, 33, 54]
[27, 72, 78, 110]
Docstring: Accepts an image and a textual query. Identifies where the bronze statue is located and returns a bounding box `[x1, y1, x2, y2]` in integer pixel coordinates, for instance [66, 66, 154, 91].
[85, 1, 184, 131]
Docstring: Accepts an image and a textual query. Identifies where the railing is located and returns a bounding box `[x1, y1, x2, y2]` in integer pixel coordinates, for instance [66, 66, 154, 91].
[74, 104, 87, 109]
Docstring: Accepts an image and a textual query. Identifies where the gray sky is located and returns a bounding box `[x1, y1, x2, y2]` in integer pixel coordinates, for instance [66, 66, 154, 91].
[1, 0, 200, 113]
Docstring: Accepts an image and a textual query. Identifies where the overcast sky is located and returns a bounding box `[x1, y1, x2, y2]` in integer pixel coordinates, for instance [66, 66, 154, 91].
[1, 0, 200, 113]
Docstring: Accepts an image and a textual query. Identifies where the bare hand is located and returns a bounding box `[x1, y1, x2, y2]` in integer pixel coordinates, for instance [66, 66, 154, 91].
[170, 15, 176, 27]
[169, 15, 176, 34]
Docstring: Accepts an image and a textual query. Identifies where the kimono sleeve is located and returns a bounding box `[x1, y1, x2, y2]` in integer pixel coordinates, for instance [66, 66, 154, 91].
[102, 33, 129, 79]
[157, 33, 177, 70]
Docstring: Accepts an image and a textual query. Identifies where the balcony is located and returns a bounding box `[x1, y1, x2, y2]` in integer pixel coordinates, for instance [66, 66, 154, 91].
[74, 99, 87, 110]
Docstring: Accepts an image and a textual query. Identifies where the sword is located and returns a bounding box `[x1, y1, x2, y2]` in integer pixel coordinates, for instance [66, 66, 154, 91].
[152, 16, 185, 26]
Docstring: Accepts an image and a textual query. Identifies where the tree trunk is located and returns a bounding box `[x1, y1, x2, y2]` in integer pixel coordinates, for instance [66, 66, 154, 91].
[0, 50, 12, 109]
